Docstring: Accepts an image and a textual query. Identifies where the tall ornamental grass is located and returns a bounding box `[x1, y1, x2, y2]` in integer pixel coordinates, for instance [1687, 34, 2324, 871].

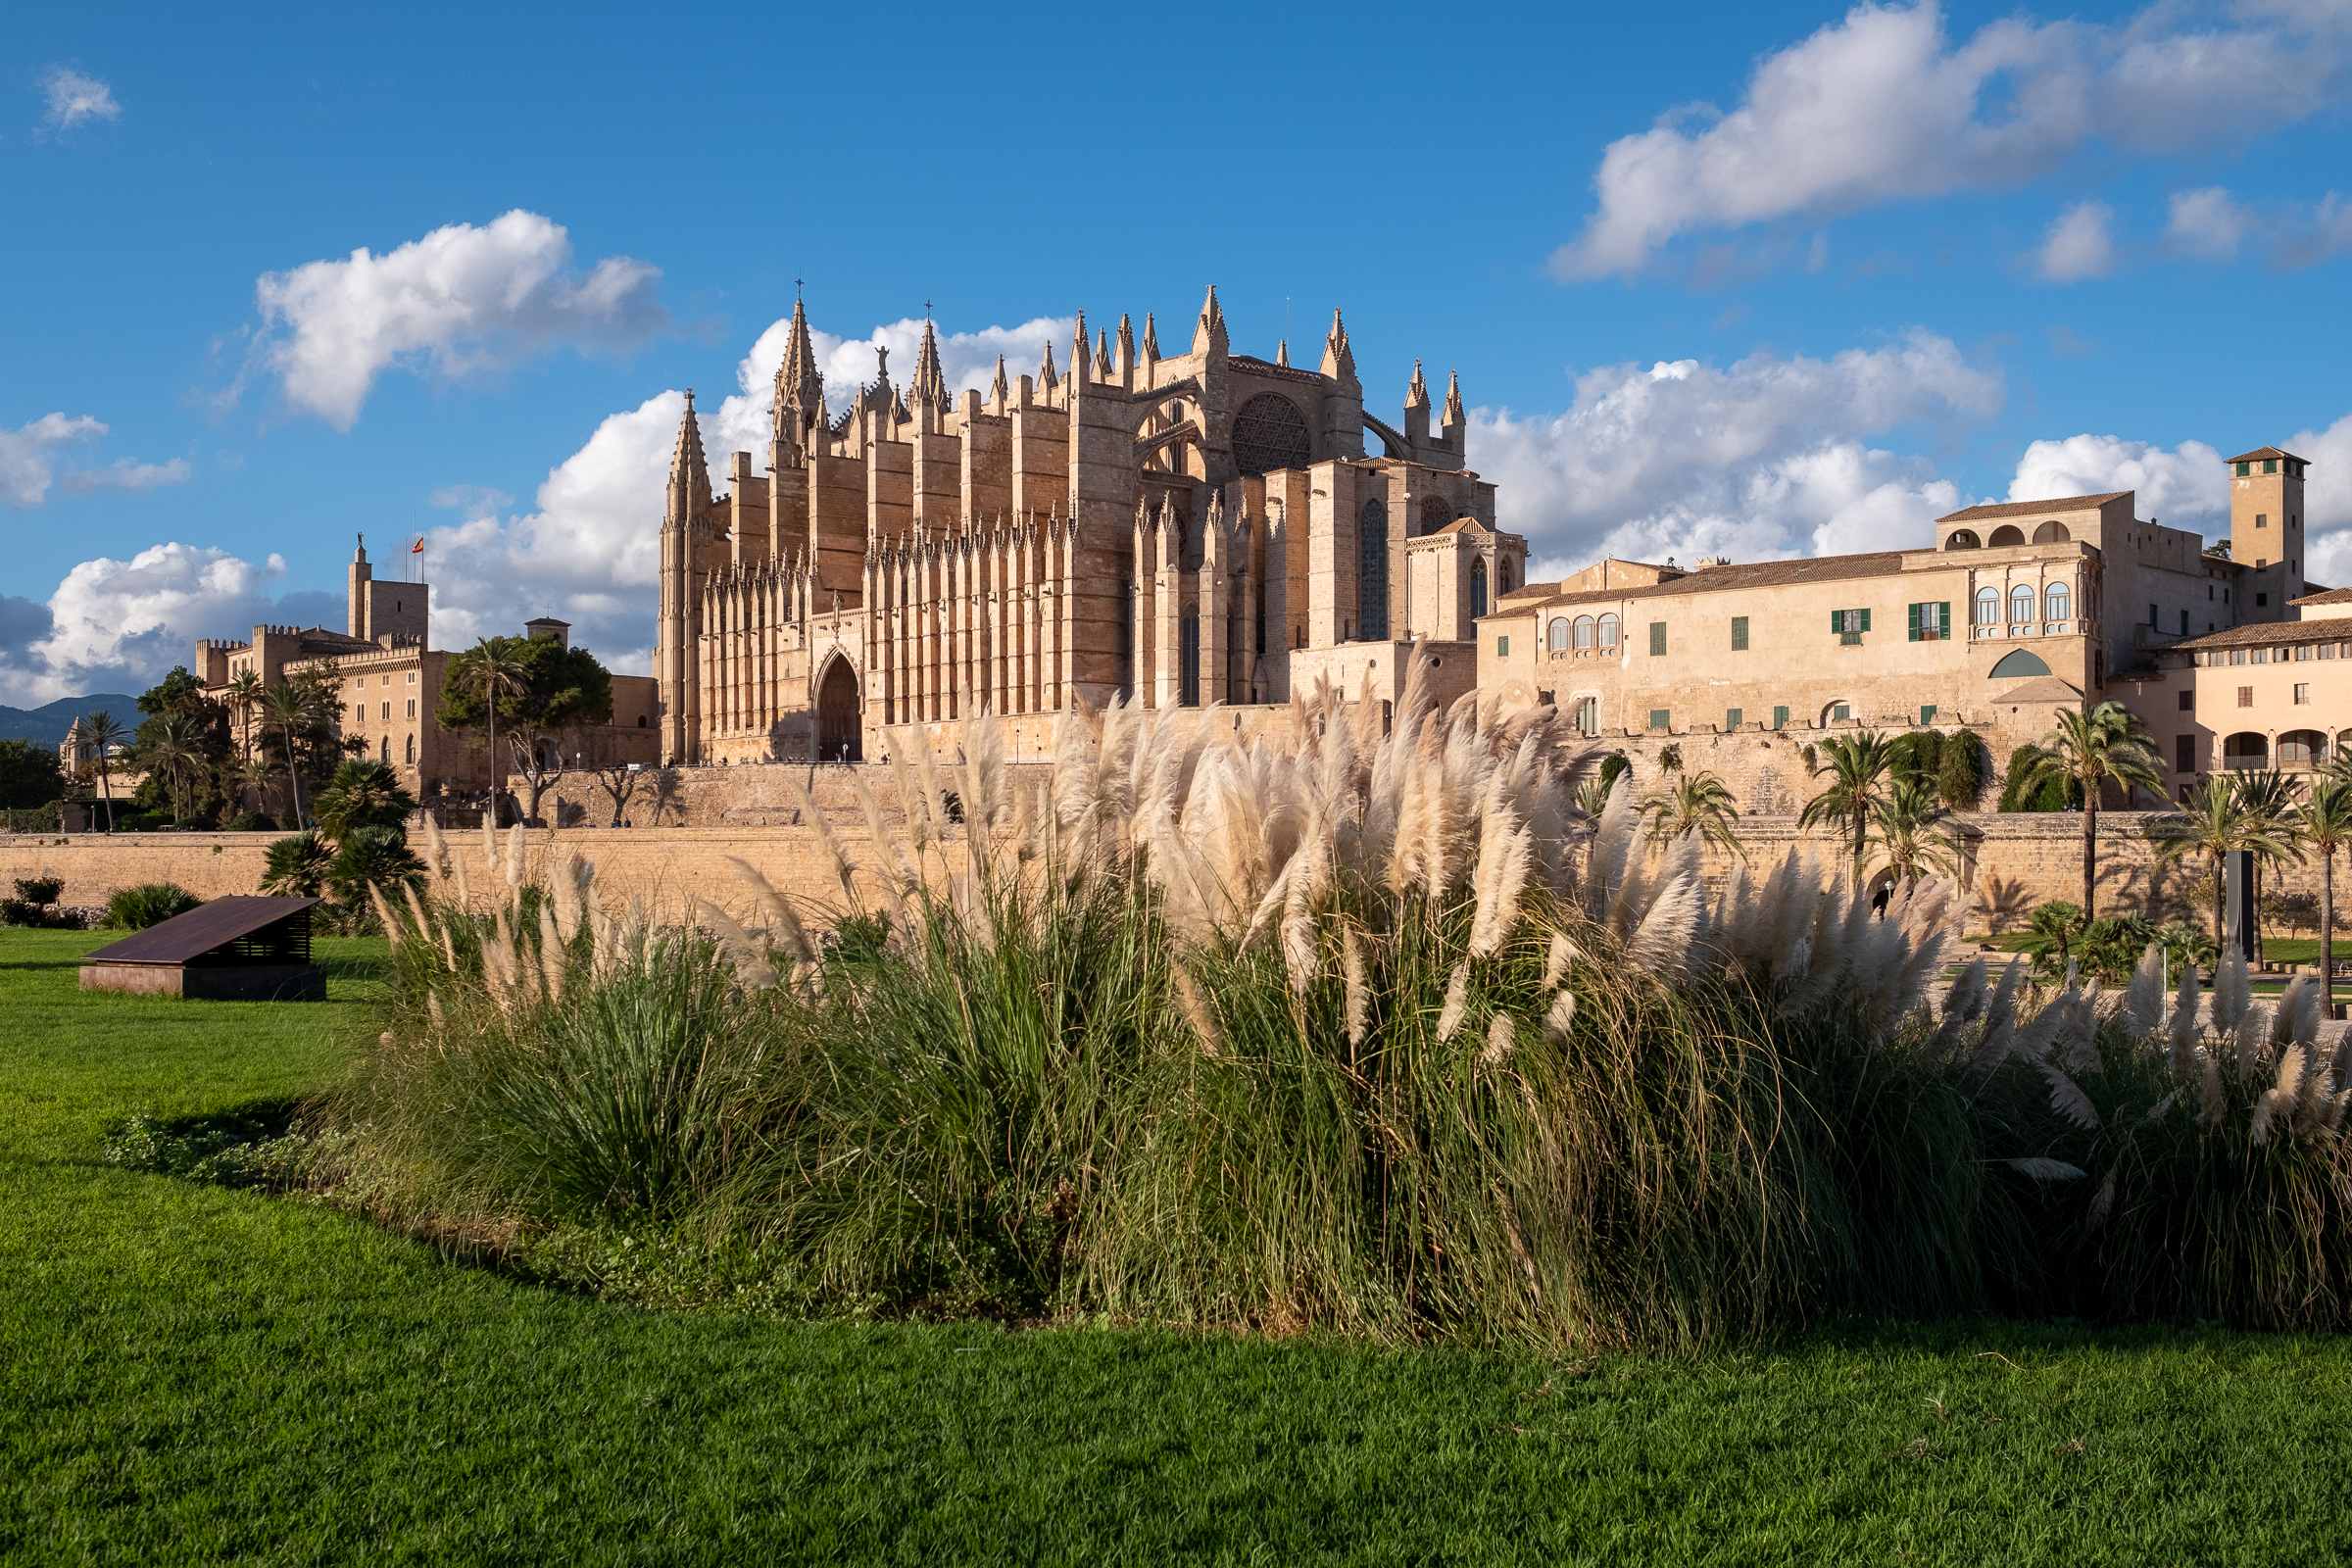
[329, 657, 2352, 1346]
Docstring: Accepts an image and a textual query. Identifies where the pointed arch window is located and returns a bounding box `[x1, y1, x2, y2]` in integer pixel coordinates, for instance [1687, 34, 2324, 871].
[1358, 499, 1390, 641]
[1471, 558, 1489, 620]
[1420, 495, 1451, 536]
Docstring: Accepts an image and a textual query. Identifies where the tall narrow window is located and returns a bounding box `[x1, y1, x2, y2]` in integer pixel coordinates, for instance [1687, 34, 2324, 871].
[1357, 498, 1390, 641]
[2010, 585, 2035, 623]
[1596, 613, 1619, 649]
[1731, 615, 1749, 651]
[1772, 705, 1789, 730]
[2177, 734, 2195, 773]
[1648, 620, 1667, 656]
[1975, 587, 2000, 626]
[1179, 609, 1200, 707]
[1470, 558, 1488, 620]
[2047, 583, 2071, 622]
[1572, 615, 1594, 651]
[405, 733, 416, 764]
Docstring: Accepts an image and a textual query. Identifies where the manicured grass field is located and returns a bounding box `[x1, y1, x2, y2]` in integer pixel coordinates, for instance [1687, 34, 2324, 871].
[7, 928, 2352, 1564]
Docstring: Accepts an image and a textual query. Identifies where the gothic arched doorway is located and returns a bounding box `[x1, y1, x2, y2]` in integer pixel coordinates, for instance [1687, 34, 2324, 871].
[816, 656, 862, 762]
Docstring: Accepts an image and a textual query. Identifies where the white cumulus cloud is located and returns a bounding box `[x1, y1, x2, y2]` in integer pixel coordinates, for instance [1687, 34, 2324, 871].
[39, 67, 119, 132]
[2006, 433, 2229, 528]
[2037, 201, 2119, 280]
[1467, 329, 2003, 575]
[0, 543, 337, 708]
[2281, 413, 2352, 587]
[253, 211, 669, 429]
[1553, 0, 2352, 279]
[0, 413, 189, 508]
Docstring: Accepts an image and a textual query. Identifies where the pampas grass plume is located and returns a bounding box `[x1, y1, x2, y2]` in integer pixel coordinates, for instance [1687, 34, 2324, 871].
[1438, 962, 1469, 1044]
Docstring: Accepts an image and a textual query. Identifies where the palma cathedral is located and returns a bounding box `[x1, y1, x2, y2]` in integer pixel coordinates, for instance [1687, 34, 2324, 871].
[657, 287, 1526, 762]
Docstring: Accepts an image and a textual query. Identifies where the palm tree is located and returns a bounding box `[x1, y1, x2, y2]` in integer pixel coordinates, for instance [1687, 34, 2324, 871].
[453, 639, 530, 826]
[234, 754, 281, 821]
[259, 682, 321, 828]
[2012, 702, 2165, 919]
[1865, 775, 1959, 892]
[80, 710, 128, 832]
[2296, 775, 2352, 1003]
[1798, 729, 1897, 875]
[1639, 768, 1743, 858]
[2155, 777, 2296, 948]
[137, 713, 207, 825]
[225, 669, 265, 765]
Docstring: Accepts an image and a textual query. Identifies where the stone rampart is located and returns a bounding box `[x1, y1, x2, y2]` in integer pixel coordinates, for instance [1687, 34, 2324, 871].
[0, 809, 2292, 937]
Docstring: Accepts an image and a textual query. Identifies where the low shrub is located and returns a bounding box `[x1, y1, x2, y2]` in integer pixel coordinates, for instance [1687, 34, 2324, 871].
[225, 811, 278, 832]
[101, 882, 200, 930]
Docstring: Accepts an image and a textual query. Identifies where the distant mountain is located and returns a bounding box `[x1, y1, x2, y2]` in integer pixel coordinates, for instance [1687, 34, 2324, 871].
[0, 695, 140, 749]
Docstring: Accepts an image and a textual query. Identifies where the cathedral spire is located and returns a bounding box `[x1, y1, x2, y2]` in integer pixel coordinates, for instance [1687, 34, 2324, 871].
[772, 295, 826, 463]
[1039, 338, 1058, 395]
[1192, 284, 1227, 357]
[1140, 312, 1159, 365]
[1404, 358, 1430, 410]
[1319, 308, 1357, 386]
[1275, 339, 1288, 368]
[1443, 368, 1464, 427]
[1116, 313, 1136, 378]
[910, 316, 948, 409]
[990, 354, 1009, 411]
[665, 390, 713, 532]
[1095, 329, 1113, 382]
[1071, 312, 1090, 385]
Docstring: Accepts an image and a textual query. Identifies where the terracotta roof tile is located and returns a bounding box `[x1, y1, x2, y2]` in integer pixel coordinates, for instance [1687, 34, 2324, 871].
[2171, 615, 2352, 652]
[2225, 446, 2310, 466]
[1496, 551, 1909, 615]
[2291, 586, 2352, 606]
[1936, 492, 2129, 524]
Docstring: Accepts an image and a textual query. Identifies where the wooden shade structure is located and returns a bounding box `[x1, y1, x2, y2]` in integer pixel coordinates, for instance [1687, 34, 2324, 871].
[79, 896, 326, 1001]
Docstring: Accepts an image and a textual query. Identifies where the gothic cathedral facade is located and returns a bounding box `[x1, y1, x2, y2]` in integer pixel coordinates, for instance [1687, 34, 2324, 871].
[656, 288, 1526, 763]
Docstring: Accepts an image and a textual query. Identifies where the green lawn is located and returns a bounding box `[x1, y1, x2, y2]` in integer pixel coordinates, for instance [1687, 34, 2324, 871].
[8, 929, 2352, 1564]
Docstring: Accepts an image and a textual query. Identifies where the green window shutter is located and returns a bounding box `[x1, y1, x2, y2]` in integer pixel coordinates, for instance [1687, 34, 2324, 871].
[1731, 615, 1748, 651]
[1859, 608, 1872, 633]
[1831, 611, 1841, 634]
[1920, 705, 1937, 725]
[1772, 705, 1789, 730]
[1907, 603, 1920, 642]
[1647, 710, 1671, 731]
[1649, 621, 1666, 656]
[1726, 708, 1743, 731]
[1496, 635, 1510, 658]
[1939, 602, 1951, 636]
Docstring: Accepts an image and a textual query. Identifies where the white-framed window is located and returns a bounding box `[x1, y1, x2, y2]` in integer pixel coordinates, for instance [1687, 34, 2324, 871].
[2296, 683, 2312, 705]
[2010, 584, 2035, 623]
[1974, 587, 2000, 625]
[2044, 582, 2070, 621]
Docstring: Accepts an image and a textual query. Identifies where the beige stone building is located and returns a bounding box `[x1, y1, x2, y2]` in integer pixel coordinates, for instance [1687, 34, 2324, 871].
[658, 290, 1521, 763]
[194, 538, 658, 807]
[1477, 446, 2317, 795]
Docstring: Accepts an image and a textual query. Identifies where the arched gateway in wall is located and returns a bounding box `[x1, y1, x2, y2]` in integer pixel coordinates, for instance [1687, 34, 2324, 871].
[815, 654, 862, 762]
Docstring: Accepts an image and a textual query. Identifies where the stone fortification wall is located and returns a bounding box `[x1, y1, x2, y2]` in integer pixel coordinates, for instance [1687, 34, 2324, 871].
[0, 809, 2285, 938]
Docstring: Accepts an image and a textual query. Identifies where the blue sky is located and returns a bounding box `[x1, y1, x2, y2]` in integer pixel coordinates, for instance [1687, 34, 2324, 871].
[5, 0, 2349, 703]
